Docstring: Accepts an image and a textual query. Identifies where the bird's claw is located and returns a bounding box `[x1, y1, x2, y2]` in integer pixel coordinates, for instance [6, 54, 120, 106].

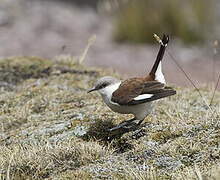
[108, 119, 142, 132]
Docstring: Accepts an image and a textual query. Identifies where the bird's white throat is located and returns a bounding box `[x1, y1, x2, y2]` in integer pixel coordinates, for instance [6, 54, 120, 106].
[98, 82, 121, 99]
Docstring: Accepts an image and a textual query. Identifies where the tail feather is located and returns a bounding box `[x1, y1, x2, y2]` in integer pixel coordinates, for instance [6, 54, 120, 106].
[149, 34, 169, 76]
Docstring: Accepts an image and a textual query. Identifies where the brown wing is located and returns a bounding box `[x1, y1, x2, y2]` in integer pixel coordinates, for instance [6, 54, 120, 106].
[111, 78, 145, 105]
[111, 78, 175, 105]
[126, 87, 176, 105]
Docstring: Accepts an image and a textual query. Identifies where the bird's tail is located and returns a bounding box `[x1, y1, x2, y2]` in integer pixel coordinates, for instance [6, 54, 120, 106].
[149, 34, 169, 77]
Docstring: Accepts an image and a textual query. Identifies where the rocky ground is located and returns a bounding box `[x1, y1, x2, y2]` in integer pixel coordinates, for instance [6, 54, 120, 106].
[0, 55, 219, 179]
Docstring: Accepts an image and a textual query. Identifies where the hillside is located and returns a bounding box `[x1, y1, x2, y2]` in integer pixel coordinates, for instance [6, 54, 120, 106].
[0, 56, 220, 179]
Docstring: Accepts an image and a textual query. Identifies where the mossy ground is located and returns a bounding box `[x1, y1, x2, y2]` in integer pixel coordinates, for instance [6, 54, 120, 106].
[0, 56, 219, 179]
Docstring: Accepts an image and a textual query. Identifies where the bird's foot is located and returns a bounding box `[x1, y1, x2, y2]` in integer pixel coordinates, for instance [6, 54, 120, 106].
[108, 119, 143, 132]
[106, 119, 144, 140]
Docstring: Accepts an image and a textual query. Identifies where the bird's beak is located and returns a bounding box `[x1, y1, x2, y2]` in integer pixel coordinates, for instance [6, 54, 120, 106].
[87, 87, 97, 93]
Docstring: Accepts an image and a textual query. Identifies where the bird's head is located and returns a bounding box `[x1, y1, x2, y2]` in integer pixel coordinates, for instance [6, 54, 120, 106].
[87, 76, 119, 94]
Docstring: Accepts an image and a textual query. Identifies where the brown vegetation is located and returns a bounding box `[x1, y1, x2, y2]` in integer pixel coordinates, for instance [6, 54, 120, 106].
[0, 56, 219, 179]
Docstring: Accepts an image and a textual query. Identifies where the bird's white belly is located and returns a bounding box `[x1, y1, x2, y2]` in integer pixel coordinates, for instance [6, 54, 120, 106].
[102, 94, 153, 120]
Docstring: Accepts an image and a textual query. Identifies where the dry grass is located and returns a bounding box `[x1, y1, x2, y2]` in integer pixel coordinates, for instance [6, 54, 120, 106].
[0, 139, 112, 179]
[0, 56, 219, 179]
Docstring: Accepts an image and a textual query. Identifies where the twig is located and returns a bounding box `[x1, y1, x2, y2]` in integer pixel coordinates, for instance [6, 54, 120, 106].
[210, 73, 220, 106]
[194, 165, 203, 180]
[210, 40, 219, 106]
[168, 50, 219, 116]
[6, 152, 15, 180]
[167, 51, 204, 99]
[212, 40, 218, 82]
[79, 34, 96, 64]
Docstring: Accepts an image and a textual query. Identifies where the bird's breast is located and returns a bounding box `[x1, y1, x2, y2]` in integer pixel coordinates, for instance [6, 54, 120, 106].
[99, 82, 154, 118]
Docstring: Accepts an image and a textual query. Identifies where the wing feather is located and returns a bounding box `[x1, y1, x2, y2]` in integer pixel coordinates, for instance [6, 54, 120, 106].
[127, 88, 176, 105]
[111, 79, 176, 105]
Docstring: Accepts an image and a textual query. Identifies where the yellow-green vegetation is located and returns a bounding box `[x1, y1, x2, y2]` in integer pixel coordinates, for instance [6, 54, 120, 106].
[113, 0, 215, 44]
[0, 56, 219, 179]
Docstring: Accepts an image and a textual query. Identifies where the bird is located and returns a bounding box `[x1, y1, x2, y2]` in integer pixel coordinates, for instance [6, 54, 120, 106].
[88, 34, 176, 132]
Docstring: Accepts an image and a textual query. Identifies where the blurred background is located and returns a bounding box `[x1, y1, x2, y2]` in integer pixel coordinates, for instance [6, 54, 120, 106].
[0, 0, 220, 87]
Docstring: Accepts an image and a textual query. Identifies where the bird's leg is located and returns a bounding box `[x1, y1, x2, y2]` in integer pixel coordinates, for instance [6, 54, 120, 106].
[108, 118, 135, 131]
[108, 118, 142, 132]
[137, 119, 144, 125]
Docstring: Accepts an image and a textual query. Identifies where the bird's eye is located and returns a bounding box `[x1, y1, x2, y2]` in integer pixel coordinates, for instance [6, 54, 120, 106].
[100, 83, 108, 89]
